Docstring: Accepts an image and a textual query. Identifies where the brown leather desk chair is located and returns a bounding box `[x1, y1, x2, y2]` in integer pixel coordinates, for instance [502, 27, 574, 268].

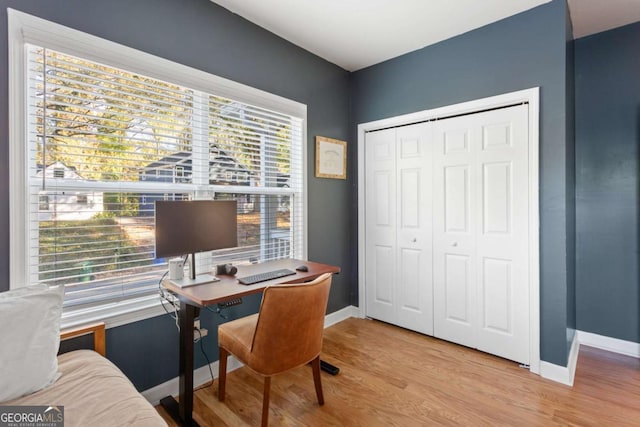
[217, 272, 333, 426]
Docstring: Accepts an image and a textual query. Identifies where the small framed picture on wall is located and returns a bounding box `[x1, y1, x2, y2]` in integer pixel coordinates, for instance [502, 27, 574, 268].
[315, 136, 347, 179]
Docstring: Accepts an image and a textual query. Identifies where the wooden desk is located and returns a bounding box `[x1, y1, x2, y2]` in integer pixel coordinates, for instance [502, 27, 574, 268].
[160, 258, 340, 427]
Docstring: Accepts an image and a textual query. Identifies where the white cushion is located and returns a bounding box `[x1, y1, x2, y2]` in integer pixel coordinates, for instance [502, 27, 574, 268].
[0, 284, 64, 402]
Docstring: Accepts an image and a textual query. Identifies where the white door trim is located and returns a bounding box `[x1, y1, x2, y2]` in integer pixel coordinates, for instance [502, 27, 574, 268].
[357, 87, 540, 374]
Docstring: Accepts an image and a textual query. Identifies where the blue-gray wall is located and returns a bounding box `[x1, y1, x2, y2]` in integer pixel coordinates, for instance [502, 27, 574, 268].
[575, 21, 640, 343]
[6, 0, 631, 391]
[350, 0, 573, 366]
[0, 0, 351, 390]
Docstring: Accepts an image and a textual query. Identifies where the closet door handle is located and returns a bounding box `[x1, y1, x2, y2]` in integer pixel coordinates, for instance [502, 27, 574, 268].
[412, 238, 417, 242]
[451, 242, 458, 247]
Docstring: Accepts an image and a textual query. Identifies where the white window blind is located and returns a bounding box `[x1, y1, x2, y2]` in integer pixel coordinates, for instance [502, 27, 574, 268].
[26, 45, 304, 311]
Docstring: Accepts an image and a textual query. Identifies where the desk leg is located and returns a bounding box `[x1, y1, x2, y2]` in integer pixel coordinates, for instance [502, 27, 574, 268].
[160, 302, 200, 427]
[179, 302, 198, 424]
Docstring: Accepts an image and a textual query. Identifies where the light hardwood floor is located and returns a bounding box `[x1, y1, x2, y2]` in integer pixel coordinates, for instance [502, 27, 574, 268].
[158, 318, 640, 426]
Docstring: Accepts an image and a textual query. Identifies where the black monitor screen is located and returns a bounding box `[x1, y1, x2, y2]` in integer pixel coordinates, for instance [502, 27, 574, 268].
[155, 200, 238, 259]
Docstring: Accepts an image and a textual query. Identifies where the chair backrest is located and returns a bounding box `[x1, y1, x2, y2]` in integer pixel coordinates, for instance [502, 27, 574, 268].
[249, 273, 332, 375]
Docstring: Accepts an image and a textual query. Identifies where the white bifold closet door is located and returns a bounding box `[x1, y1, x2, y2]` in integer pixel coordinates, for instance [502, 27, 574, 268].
[432, 105, 529, 364]
[364, 123, 434, 335]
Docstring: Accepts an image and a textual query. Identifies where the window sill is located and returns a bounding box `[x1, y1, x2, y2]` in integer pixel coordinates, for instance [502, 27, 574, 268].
[61, 295, 173, 330]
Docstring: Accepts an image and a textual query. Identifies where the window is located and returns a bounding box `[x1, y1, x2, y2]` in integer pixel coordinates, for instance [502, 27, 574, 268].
[9, 10, 306, 327]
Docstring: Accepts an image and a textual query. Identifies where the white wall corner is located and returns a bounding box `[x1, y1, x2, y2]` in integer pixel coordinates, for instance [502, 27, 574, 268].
[540, 333, 580, 386]
[576, 330, 640, 358]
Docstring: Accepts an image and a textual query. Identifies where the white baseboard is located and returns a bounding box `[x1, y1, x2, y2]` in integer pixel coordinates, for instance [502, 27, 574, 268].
[143, 305, 359, 405]
[142, 356, 243, 406]
[540, 333, 580, 386]
[324, 305, 360, 328]
[577, 330, 640, 358]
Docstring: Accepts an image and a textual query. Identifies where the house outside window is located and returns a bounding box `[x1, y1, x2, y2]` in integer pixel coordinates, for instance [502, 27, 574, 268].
[38, 194, 49, 211]
[175, 166, 185, 183]
[9, 11, 306, 327]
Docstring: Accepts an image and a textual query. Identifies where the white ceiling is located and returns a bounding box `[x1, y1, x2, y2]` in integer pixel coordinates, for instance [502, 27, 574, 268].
[212, 0, 640, 71]
[568, 0, 640, 39]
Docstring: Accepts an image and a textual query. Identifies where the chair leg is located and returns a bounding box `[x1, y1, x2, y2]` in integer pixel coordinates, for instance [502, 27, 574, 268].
[261, 376, 271, 427]
[311, 356, 324, 405]
[218, 347, 228, 401]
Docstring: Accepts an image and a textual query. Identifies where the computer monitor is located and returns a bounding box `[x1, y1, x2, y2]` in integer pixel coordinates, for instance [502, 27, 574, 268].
[155, 200, 238, 286]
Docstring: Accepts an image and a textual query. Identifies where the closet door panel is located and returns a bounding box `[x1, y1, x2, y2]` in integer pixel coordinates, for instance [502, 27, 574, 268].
[444, 165, 470, 232]
[444, 253, 472, 324]
[433, 123, 479, 348]
[481, 257, 512, 333]
[395, 123, 433, 335]
[365, 128, 397, 323]
[475, 105, 529, 364]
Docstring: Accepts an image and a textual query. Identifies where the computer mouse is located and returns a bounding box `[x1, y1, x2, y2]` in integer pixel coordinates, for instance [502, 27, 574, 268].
[295, 265, 309, 272]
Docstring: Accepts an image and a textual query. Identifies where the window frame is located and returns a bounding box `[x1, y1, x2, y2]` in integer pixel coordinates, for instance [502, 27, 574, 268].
[8, 9, 308, 329]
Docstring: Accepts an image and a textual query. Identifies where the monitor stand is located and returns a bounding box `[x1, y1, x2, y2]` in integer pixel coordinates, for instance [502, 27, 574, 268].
[170, 274, 220, 288]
